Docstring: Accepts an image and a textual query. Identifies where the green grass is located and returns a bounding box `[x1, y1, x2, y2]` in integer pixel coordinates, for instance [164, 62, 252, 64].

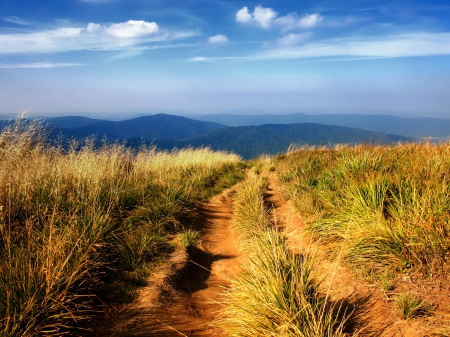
[395, 292, 430, 319]
[179, 229, 201, 248]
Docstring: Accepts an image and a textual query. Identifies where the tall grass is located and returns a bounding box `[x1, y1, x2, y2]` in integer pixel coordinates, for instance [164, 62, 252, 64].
[219, 171, 345, 336]
[0, 114, 242, 336]
[277, 143, 450, 277]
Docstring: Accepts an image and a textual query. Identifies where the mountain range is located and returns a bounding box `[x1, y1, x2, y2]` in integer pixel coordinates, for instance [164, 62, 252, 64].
[188, 113, 450, 139]
[142, 123, 409, 159]
[37, 114, 411, 159]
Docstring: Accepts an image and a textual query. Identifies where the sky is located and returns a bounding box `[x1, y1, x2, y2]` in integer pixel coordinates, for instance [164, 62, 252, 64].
[1, 0, 450, 119]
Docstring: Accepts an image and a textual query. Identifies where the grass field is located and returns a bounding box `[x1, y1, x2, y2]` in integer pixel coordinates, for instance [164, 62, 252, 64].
[218, 171, 346, 336]
[0, 116, 242, 336]
[1, 115, 449, 336]
[276, 143, 450, 278]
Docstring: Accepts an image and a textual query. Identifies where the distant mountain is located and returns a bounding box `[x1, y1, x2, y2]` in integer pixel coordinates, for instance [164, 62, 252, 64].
[146, 123, 410, 159]
[45, 116, 103, 129]
[190, 113, 450, 139]
[3, 114, 411, 159]
[47, 114, 225, 141]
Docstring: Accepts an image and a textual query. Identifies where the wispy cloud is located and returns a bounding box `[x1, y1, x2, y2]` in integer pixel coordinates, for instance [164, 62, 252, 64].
[2, 16, 32, 26]
[0, 62, 83, 69]
[189, 32, 450, 62]
[108, 43, 197, 61]
[236, 5, 323, 31]
[188, 56, 244, 63]
[207, 34, 228, 44]
[276, 32, 313, 46]
[0, 20, 197, 54]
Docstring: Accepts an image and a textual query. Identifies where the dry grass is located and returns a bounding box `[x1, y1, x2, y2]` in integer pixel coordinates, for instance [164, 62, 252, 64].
[219, 170, 346, 337]
[277, 142, 450, 277]
[0, 114, 242, 336]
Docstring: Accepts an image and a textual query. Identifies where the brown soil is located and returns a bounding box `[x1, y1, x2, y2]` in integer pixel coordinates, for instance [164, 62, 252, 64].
[93, 186, 241, 337]
[266, 173, 450, 337]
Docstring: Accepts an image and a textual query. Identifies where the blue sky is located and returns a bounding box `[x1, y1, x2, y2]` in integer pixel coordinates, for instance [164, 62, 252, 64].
[1, 0, 450, 118]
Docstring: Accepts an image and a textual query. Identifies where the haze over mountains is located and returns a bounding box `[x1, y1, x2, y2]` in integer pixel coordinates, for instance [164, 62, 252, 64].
[33, 113, 417, 159]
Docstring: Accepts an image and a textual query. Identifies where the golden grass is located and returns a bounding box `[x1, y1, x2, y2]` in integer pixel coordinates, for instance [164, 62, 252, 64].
[277, 142, 450, 280]
[0, 114, 242, 336]
[219, 170, 346, 336]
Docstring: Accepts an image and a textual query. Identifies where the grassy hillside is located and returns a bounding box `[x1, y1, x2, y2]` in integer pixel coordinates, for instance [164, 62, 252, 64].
[2, 114, 449, 336]
[273, 143, 450, 330]
[219, 171, 345, 336]
[276, 142, 450, 275]
[0, 115, 242, 336]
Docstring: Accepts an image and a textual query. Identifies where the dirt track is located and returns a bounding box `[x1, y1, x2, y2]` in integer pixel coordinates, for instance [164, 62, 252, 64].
[99, 186, 241, 337]
[92, 174, 447, 336]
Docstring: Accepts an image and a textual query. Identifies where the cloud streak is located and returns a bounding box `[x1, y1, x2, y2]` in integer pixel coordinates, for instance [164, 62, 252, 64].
[2, 16, 32, 26]
[189, 32, 450, 62]
[0, 62, 83, 69]
[0, 20, 196, 54]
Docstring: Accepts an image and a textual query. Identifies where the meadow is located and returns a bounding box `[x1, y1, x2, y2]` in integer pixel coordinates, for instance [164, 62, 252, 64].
[1, 115, 449, 336]
[277, 143, 450, 280]
[0, 115, 242, 336]
[275, 143, 450, 330]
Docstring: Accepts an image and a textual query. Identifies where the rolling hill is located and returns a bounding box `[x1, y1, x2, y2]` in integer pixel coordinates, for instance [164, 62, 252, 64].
[190, 113, 450, 139]
[146, 123, 410, 159]
[45, 114, 226, 141]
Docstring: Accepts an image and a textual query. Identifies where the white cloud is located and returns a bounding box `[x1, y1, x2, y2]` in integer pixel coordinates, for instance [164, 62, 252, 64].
[253, 6, 277, 29]
[236, 5, 277, 29]
[207, 34, 228, 44]
[274, 13, 323, 32]
[236, 6, 322, 31]
[297, 14, 323, 29]
[277, 32, 313, 46]
[84, 20, 159, 38]
[236, 7, 252, 23]
[0, 62, 83, 69]
[189, 56, 211, 62]
[0, 20, 195, 54]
